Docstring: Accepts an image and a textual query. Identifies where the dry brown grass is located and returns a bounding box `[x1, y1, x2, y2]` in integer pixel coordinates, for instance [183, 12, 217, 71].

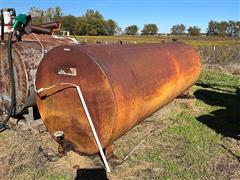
[0, 129, 49, 179]
[197, 45, 240, 74]
[0, 126, 106, 179]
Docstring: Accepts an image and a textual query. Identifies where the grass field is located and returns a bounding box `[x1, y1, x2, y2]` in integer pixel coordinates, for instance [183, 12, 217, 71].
[0, 36, 240, 179]
[74, 35, 240, 47]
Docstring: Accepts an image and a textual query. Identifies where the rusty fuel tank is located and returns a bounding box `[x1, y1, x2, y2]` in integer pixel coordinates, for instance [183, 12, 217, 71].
[35, 42, 201, 155]
[0, 34, 77, 115]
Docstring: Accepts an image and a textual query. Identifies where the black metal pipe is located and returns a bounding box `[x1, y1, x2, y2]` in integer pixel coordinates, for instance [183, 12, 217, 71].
[1, 9, 4, 42]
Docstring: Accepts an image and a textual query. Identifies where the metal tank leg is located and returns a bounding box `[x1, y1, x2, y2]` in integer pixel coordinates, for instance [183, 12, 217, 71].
[104, 144, 114, 159]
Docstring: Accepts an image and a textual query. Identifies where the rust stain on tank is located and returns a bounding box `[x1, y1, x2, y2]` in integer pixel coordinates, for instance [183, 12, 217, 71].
[0, 34, 77, 114]
[35, 42, 201, 155]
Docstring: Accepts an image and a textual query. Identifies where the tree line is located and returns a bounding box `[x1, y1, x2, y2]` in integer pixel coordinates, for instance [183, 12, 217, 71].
[28, 7, 240, 37]
[207, 20, 240, 37]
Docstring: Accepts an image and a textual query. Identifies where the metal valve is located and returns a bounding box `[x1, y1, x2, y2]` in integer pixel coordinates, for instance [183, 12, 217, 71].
[53, 131, 65, 157]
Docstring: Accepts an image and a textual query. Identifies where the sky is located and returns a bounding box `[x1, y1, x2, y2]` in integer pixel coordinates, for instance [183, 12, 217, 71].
[1, 0, 239, 33]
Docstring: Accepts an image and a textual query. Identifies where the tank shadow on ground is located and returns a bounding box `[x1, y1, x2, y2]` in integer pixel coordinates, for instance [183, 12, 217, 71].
[75, 168, 108, 180]
[194, 87, 240, 140]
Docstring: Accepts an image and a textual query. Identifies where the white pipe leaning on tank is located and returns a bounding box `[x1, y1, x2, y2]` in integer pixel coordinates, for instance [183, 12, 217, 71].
[34, 82, 111, 173]
[75, 84, 111, 173]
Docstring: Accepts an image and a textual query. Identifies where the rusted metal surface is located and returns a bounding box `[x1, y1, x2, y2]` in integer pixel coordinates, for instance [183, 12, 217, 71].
[0, 33, 77, 115]
[39, 22, 61, 32]
[31, 25, 52, 35]
[35, 42, 201, 155]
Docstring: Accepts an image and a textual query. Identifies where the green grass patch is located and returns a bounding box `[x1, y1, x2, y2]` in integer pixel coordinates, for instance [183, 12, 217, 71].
[194, 98, 217, 114]
[198, 69, 240, 91]
[44, 172, 73, 180]
[0, 130, 13, 140]
[135, 111, 222, 179]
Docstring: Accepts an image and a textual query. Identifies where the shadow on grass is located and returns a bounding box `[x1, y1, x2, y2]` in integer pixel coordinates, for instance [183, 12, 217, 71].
[195, 82, 236, 93]
[194, 88, 240, 139]
[75, 168, 108, 180]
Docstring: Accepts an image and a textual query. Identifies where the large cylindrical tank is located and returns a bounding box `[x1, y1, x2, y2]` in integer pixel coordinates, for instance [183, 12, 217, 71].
[35, 43, 201, 155]
[0, 34, 77, 115]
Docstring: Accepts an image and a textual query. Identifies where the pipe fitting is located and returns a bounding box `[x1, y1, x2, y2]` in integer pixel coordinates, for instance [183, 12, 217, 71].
[53, 131, 65, 157]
